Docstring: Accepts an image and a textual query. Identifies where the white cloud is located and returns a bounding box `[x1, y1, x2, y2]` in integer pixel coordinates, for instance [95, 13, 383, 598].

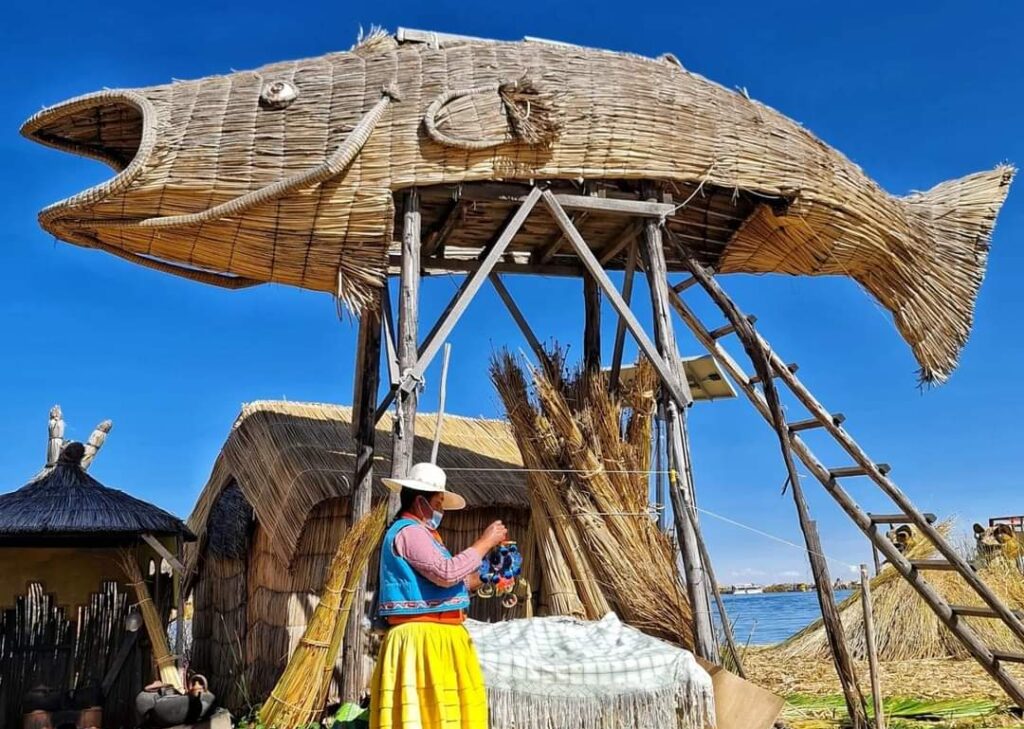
[779, 570, 801, 578]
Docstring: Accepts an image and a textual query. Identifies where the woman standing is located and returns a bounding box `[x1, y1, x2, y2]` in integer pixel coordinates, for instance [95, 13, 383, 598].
[371, 462, 508, 729]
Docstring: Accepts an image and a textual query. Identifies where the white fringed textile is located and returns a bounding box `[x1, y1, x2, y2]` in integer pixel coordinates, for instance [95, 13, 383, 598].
[466, 614, 715, 729]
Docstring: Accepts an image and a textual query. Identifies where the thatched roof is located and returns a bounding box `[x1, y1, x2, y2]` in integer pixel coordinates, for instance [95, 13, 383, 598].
[21, 29, 1013, 382]
[0, 442, 194, 543]
[186, 401, 528, 568]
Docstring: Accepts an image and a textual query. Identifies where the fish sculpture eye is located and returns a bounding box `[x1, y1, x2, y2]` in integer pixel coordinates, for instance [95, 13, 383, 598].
[260, 80, 298, 110]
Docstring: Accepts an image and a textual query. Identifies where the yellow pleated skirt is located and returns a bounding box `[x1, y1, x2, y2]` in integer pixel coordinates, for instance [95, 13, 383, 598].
[370, 621, 489, 729]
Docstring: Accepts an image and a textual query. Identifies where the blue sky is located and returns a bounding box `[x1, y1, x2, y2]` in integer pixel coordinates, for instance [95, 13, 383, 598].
[1, 1, 1021, 585]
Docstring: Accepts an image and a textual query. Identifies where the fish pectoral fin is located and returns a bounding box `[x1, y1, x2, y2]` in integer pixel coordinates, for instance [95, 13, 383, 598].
[423, 78, 558, 150]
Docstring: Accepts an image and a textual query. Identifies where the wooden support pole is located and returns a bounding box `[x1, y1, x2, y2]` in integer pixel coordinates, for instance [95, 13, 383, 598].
[583, 274, 601, 372]
[341, 299, 384, 701]
[381, 285, 400, 387]
[638, 205, 715, 661]
[140, 534, 185, 575]
[390, 189, 422, 511]
[430, 344, 452, 464]
[608, 243, 637, 392]
[542, 190, 692, 409]
[861, 564, 886, 729]
[175, 534, 184, 664]
[872, 544, 882, 577]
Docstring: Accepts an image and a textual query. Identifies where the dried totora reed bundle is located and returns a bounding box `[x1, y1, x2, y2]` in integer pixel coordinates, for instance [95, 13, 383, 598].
[258, 501, 388, 729]
[119, 551, 184, 692]
[491, 349, 694, 647]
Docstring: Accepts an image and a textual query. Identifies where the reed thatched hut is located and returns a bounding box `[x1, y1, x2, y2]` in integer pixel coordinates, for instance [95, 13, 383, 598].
[183, 400, 535, 713]
[0, 434, 194, 729]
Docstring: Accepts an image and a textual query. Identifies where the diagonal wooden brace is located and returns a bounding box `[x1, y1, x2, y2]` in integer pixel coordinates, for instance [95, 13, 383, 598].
[541, 190, 693, 409]
[375, 187, 542, 421]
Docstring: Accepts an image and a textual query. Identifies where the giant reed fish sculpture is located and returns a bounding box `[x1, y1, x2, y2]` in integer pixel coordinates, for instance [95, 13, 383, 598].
[22, 29, 1013, 382]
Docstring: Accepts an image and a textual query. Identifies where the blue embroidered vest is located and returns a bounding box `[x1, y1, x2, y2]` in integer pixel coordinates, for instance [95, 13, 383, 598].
[377, 518, 471, 617]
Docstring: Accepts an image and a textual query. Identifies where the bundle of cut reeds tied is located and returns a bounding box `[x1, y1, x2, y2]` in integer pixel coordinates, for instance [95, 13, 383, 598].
[490, 349, 694, 647]
[258, 501, 389, 729]
[119, 551, 184, 692]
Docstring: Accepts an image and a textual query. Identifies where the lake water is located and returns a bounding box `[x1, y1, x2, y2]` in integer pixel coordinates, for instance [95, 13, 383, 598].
[713, 590, 853, 645]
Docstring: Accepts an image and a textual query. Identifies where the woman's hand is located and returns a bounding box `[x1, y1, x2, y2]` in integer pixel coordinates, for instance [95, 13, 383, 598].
[482, 520, 508, 549]
[472, 520, 508, 557]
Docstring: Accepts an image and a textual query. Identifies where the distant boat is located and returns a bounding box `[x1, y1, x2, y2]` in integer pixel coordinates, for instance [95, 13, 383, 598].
[733, 584, 764, 595]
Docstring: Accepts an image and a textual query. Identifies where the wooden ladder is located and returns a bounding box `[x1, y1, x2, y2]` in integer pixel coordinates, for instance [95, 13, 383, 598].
[666, 260, 1024, 707]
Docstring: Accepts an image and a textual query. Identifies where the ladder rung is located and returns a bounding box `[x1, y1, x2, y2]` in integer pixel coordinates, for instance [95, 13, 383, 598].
[910, 559, 961, 571]
[993, 649, 1024, 664]
[869, 512, 937, 525]
[830, 463, 891, 478]
[788, 413, 846, 432]
[708, 315, 757, 339]
[950, 604, 1024, 620]
[749, 363, 799, 386]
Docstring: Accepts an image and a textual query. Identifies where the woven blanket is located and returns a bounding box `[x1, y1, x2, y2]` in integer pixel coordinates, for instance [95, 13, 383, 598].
[466, 614, 715, 729]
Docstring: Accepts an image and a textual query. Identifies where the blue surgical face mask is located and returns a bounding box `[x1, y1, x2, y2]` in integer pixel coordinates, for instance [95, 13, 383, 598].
[416, 495, 443, 530]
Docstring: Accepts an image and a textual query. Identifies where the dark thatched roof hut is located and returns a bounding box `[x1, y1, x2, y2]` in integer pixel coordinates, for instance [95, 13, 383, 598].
[0, 442, 194, 544]
[184, 400, 536, 714]
[0, 435, 193, 729]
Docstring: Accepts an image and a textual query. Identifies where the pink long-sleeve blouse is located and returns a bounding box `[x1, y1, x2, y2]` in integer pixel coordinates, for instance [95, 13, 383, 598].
[394, 522, 481, 588]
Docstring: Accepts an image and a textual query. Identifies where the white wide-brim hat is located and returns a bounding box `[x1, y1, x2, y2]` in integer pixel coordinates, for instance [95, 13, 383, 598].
[381, 462, 467, 510]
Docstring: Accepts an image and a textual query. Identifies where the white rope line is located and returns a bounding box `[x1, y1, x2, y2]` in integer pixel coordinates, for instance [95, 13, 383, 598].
[693, 504, 859, 571]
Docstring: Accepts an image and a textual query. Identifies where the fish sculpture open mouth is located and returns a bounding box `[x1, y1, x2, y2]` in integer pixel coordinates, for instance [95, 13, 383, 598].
[21, 28, 1015, 383]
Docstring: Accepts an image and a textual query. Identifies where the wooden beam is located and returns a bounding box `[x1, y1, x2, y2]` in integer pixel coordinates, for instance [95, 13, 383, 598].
[608, 242, 638, 392]
[140, 534, 185, 575]
[598, 222, 642, 265]
[390, 189, 422, 509]
[381, 284, 400, 387]
[489, 274, 554, 373]
[540, 190, 692, 410]
[404, 187, 542, 390]
[377, 188, 543, 421]
[860, 564, 886, 729]
[406, 257, 584, 278]
[420, 182, 675, 217]
[422, 199, 467, 257]
[341, 300, 383, 702]
[583, 274, 601, 372]
[533, 212, 589, 264]
[101, 628, 139, 696]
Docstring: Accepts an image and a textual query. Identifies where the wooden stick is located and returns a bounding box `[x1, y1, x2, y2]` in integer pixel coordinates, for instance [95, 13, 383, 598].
[47, 404, 64, 467]
[81, 419, 113, 470]
[861, 564, 886, 729]
[381, 284, 400, 387]
[389, 189, 422, 511]
[489, 274, 554, 375]
[341, 298, 383, 701]
[430, 343, 452, 464]
[676, 249, 867, 726]
[542, 190, 692, 409]
[140, 534, 185, 575]
[608, 242, 638, 392]
[583, 274, 601, 372]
